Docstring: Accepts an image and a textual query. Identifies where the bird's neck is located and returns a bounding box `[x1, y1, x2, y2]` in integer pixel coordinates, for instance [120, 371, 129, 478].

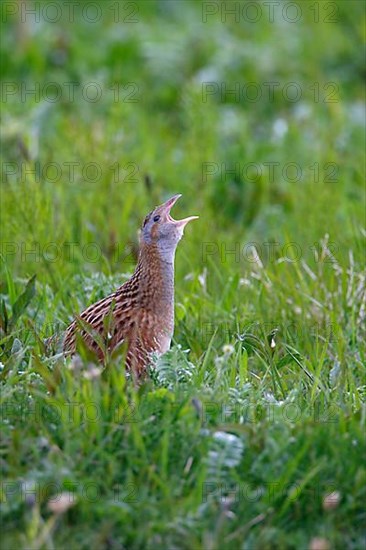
[133, 242, 175, 308]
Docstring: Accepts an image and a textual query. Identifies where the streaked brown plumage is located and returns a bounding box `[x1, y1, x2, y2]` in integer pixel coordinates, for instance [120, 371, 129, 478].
[63, 194, 198, 376]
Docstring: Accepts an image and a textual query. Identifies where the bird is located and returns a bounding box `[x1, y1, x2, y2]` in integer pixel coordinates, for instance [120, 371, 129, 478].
[63, 194, 198, 377]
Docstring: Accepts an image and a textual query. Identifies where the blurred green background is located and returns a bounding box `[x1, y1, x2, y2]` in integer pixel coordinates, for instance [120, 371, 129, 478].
[1, 0, 364, 284]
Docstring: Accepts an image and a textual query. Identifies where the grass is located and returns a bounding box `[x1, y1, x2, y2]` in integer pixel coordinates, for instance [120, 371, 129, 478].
[1, 1, 365, 548]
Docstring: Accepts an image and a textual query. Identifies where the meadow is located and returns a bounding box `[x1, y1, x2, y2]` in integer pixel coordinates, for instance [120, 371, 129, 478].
[1, 1, 365, 548]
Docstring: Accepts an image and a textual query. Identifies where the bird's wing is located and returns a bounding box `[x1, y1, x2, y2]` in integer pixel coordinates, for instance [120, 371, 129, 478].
[63, 280, 139, 358]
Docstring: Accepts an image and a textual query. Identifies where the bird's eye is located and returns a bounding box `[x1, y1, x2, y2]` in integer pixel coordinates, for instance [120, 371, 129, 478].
[153, 215, 160, 222]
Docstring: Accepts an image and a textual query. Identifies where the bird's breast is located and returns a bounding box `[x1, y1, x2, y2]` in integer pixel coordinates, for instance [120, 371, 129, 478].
[157, 303, 174, 353]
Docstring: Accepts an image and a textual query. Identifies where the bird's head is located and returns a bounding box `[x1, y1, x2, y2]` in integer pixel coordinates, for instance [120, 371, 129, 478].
[140, 194, 198, 262]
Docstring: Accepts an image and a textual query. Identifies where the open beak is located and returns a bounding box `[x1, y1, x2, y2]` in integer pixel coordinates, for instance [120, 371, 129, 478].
[160, 194, 199, 227]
